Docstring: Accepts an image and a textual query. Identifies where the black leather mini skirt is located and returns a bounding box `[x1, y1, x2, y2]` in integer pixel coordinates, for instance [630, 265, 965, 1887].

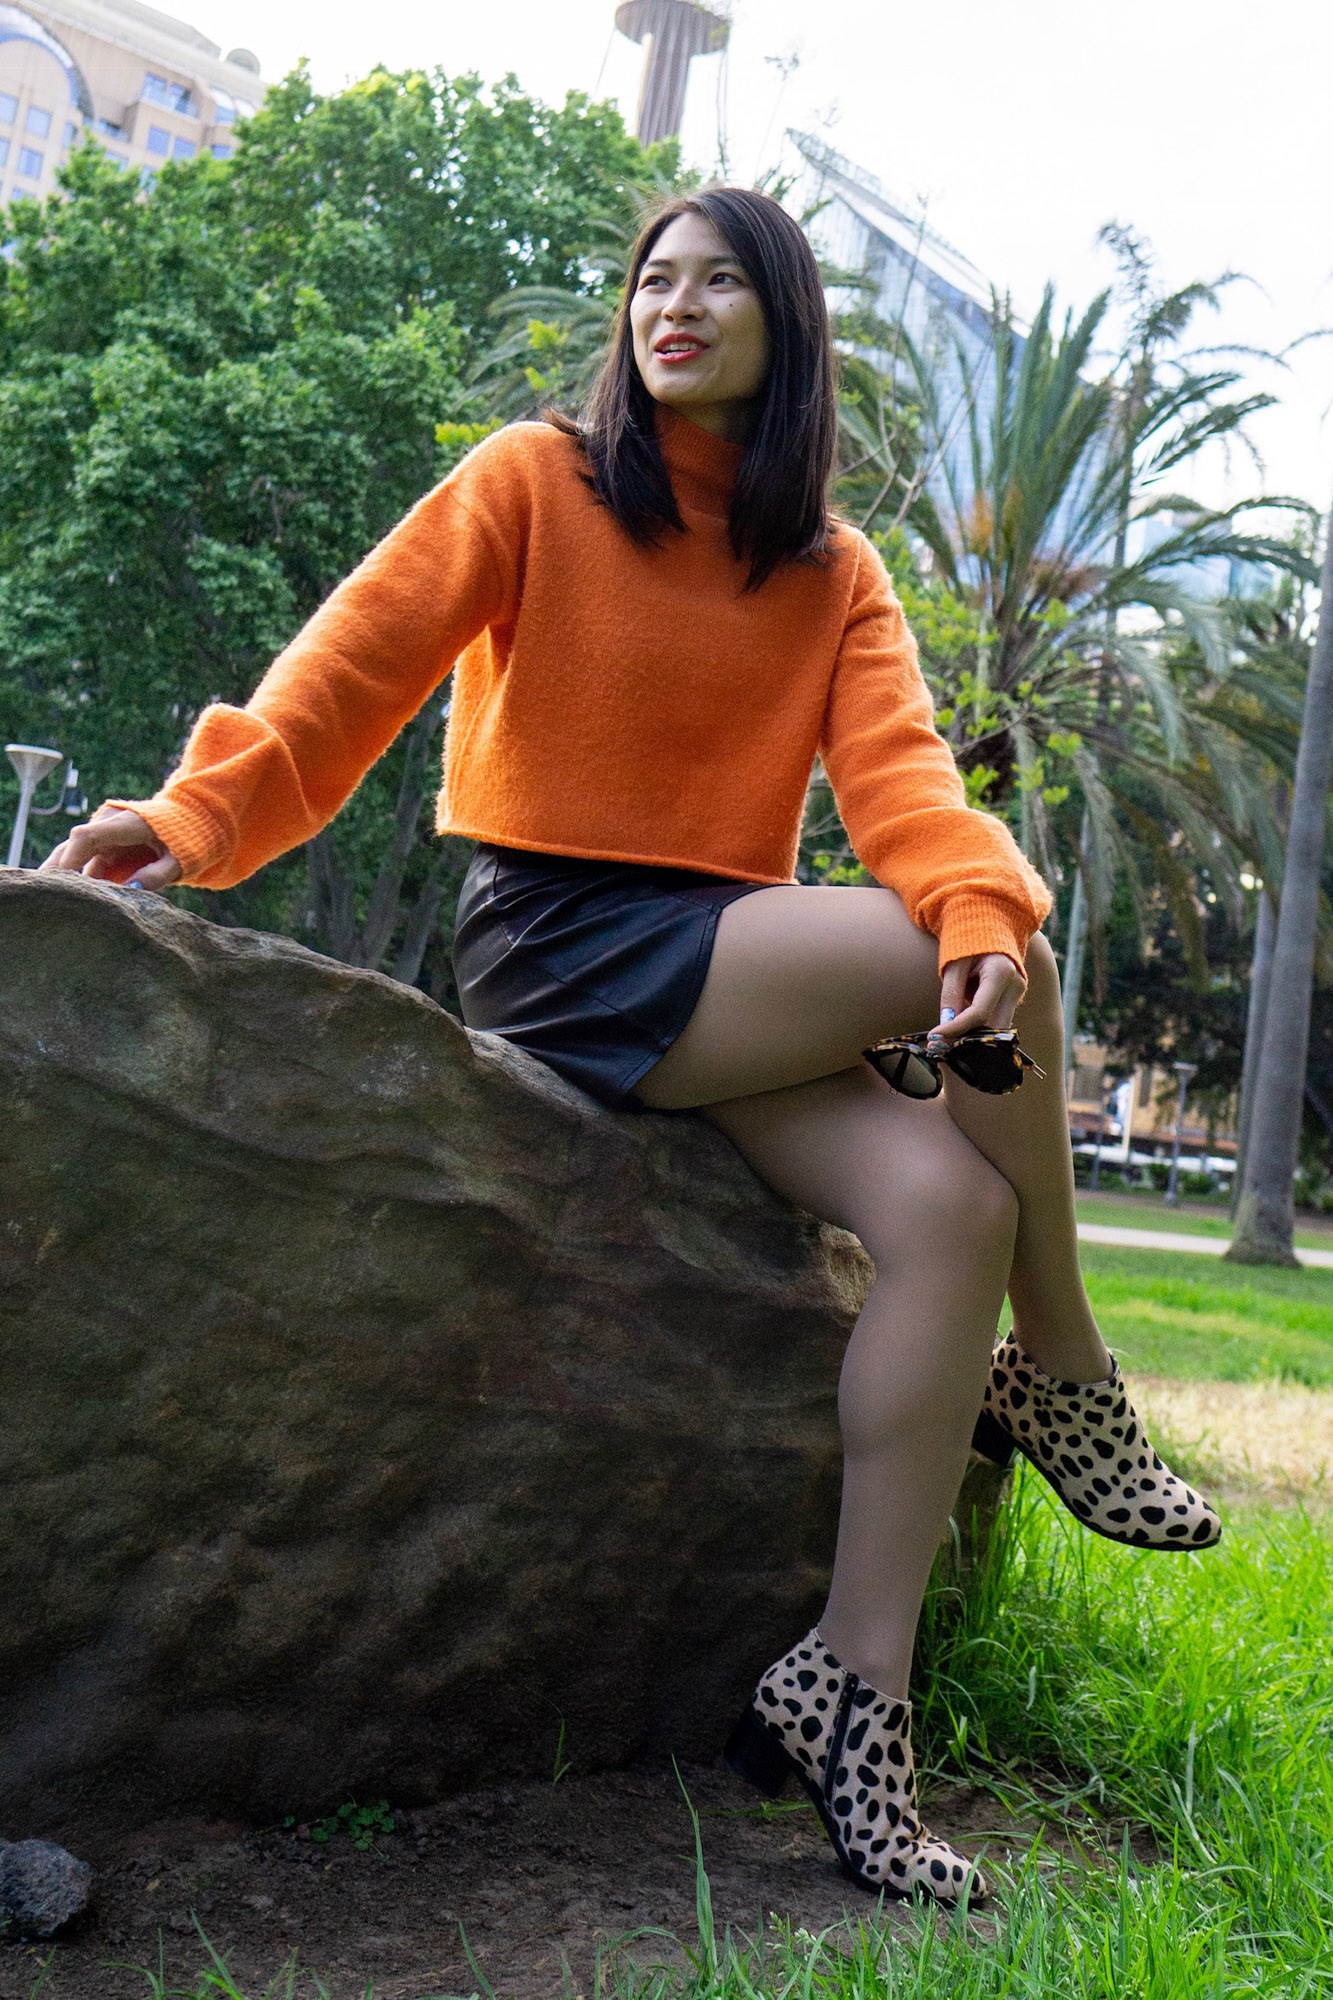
[452, 844, 767, 1107]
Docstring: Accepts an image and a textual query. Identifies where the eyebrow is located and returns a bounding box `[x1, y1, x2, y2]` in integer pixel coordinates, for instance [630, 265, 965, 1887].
[640, 252, 743, 272]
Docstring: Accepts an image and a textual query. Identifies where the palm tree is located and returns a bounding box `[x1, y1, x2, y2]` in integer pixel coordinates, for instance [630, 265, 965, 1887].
[859, 269, 1312, 995]
[1226, 506, 1333, 1263]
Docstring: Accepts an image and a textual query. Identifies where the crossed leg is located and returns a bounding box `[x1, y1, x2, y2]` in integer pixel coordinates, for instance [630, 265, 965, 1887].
[636, 883, 1108, 1381]
[633, 883, 1110, 1693]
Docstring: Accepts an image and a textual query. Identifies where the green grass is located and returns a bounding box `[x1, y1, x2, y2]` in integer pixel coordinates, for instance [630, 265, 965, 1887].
[80, 1489, 1333, 2000]
[1076, 1193, 1333, 1252]
[1076, 1244, 1333, 1385]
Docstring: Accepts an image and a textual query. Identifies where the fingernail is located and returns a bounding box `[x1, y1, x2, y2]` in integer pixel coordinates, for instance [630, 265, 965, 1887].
[940, 1008, 956, 1023]
[127, 879, 144, 890]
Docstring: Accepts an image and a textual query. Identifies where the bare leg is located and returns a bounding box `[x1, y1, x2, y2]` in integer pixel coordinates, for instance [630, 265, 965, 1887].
[637, 885, 1109, 1382]
[702, 1066, 1017, 1692]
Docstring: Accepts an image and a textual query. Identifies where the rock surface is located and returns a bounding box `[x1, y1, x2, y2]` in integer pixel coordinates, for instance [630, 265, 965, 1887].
[0, 1839, 93, 1936]
[0, 872, 878, 1824]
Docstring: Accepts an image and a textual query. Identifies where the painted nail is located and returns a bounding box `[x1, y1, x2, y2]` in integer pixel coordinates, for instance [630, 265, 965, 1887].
[127, 879, 144, 890]
[940, 1008, 956, 1022]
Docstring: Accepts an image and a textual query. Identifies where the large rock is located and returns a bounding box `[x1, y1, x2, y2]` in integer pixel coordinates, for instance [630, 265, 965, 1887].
[0, 871, 877, 1824]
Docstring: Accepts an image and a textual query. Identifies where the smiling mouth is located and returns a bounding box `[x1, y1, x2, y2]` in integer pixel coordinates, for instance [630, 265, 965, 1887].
[655, 338, 708, 362]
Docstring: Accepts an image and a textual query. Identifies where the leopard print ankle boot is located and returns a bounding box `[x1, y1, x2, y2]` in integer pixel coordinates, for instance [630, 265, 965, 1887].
[973, 1334, 1221, 1550]
[724, 1628, 985, 1906]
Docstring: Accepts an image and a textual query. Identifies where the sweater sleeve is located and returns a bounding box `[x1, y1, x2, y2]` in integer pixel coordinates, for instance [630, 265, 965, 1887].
[109, 433, 525, 890]
[819, 535, 1053, 972]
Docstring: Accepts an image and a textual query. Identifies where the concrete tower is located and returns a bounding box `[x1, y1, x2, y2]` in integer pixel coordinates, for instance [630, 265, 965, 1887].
[614, 0, 728, 147]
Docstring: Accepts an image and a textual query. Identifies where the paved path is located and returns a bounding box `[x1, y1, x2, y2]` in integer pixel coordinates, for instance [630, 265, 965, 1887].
[1078, 1221, 1333, 1269]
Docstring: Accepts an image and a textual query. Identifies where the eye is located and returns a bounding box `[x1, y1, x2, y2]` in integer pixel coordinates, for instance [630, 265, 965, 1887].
[710, 269, 744, 286]
[638, 271, 668, 289]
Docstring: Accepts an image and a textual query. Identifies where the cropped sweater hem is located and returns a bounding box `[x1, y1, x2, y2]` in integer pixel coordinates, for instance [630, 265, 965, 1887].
[435, 821, 795, 886]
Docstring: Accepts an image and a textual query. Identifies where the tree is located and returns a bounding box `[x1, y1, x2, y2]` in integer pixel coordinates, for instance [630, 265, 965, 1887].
[0, 69, 666, 985]
[1227, 505, 1333, 1263]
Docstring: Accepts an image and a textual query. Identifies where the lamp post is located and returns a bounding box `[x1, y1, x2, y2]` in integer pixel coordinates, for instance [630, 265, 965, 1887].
[5, 744, 88, 868]
[1165, 1061, 1199, 1207]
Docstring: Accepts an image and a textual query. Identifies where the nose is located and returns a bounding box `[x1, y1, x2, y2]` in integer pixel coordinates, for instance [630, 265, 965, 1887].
[662, 280, 703, 320]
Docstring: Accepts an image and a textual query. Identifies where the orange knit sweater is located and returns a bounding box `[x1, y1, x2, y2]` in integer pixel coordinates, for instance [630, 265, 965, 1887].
[118, 410, 1052, 969]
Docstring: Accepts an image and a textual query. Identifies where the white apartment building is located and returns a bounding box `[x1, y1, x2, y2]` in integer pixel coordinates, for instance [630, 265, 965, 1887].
[0, 0, 273, 204]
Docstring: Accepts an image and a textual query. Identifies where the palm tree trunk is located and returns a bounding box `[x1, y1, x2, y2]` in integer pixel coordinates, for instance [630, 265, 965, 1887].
[1230, 887, 1276, 1216]
[1226, 505, 1333, 1265]
[1061, 817, 1091, 1078]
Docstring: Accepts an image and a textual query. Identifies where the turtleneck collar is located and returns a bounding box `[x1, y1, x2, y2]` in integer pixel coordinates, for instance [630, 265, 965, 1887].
[655, 405, 745, 519]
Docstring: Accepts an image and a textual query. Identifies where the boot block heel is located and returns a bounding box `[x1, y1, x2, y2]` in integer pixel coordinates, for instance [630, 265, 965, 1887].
[725, 1700, 793, 1800]
[971, 1405, 1016, 1468]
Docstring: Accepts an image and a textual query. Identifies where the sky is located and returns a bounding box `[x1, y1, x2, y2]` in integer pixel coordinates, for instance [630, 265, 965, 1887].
[204, 0, 1333, 516]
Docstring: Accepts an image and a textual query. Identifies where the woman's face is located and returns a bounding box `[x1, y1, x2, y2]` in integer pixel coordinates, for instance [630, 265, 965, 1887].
[629, 212, 771, 441]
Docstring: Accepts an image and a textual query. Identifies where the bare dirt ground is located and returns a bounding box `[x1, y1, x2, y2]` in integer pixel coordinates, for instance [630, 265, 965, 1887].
[0, 1760, 1079, 2000]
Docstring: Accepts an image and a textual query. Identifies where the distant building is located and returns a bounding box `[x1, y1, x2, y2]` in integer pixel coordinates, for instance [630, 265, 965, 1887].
[0, 0, 273, 203]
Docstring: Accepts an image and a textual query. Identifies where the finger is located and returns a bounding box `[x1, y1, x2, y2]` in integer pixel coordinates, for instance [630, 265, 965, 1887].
[929, 959, 975, 1047]
[127, 853, 183, 892]
[38, 838, 73, 872]
[949, 959, 1023, 1036]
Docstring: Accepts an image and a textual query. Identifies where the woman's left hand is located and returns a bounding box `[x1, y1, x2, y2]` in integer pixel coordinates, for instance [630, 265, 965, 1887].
[930, 953, 1026, 1045]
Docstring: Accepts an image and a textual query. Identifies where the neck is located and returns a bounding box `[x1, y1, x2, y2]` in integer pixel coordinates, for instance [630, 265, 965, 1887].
[654, 395, 758, 444]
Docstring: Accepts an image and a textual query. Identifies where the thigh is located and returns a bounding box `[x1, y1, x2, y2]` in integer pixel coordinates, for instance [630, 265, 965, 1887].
[635, 883, 941, 1109]
[702, 1065, 1017, 1274]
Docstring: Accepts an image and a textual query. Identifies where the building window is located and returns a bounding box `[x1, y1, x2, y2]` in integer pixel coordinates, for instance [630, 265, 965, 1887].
[146, 125, 170, 156]
[171, 136, 195, 160]
[95, 117, 122, 137]
[65, 121, 78, 145]
[25, 106, 51, 138]
[0, 138, 9, 168]
[0, 93, 16, 125]
[139, 165, 156, 189]
[142, 73, 193, 115]
[17, 146, 43, 179]
[210, 142, 233, 159]
[104, 148, 128, 166]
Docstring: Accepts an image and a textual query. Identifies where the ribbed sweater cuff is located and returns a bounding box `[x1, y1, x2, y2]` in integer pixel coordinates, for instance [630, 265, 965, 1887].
[934, 893, 1035, 976]
[106, 792, 231, 886]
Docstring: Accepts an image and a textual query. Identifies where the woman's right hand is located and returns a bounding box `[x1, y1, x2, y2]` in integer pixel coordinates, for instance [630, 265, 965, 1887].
[39, 808, 183, 891]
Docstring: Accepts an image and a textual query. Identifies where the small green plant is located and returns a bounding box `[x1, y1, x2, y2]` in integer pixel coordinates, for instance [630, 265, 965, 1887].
[551, 1716, 572, 1785]
[281, 1800, 396, 1853]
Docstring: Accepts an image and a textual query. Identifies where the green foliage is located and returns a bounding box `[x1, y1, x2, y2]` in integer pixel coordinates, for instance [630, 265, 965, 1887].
[303, 1799, 396, 1852]
[0, 72, 659, 978]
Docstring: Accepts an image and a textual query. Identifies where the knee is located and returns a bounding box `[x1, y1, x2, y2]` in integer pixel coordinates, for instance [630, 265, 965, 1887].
[864, 1141, 1017, 1264]
[1021, 931, 1061, 1026]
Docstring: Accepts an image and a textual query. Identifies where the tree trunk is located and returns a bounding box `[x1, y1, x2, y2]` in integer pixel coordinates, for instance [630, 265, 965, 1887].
[355, 701, 445, 970]
[306, 829, 357, 962]
[1227, 505, 1333, 1265]
[1231, 887, 1276, 1216]
[392, 863, 450, 988]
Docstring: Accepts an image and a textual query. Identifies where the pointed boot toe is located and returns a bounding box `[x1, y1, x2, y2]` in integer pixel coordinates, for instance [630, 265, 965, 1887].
[973, 1335, 1221, 1551]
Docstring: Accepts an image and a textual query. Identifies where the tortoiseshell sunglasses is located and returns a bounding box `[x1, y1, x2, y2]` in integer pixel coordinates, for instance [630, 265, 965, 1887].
[863, 1029, 1046, 1100]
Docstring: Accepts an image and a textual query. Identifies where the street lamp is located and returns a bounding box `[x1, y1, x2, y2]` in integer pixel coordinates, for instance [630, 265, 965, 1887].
[1165, 1061, 1199, 1207]
[5, 744, 88, 868]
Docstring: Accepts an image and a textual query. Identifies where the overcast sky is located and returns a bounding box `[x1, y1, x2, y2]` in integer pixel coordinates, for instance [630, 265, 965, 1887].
[206, 0, 1333, 516]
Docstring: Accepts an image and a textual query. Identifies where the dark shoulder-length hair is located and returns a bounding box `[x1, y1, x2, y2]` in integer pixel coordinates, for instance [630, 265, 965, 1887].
[557, 187, 838, 591]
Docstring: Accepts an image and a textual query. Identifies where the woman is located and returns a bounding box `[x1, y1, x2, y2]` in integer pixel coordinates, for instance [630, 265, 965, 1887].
[45, 187, 1219, 1906]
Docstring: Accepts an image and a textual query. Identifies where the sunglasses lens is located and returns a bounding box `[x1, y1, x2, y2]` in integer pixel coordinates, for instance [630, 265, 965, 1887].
[949, 1043, 1022, 1095]
[865, 1044, 944, 1097]
[895, 1051, 944, 1099]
